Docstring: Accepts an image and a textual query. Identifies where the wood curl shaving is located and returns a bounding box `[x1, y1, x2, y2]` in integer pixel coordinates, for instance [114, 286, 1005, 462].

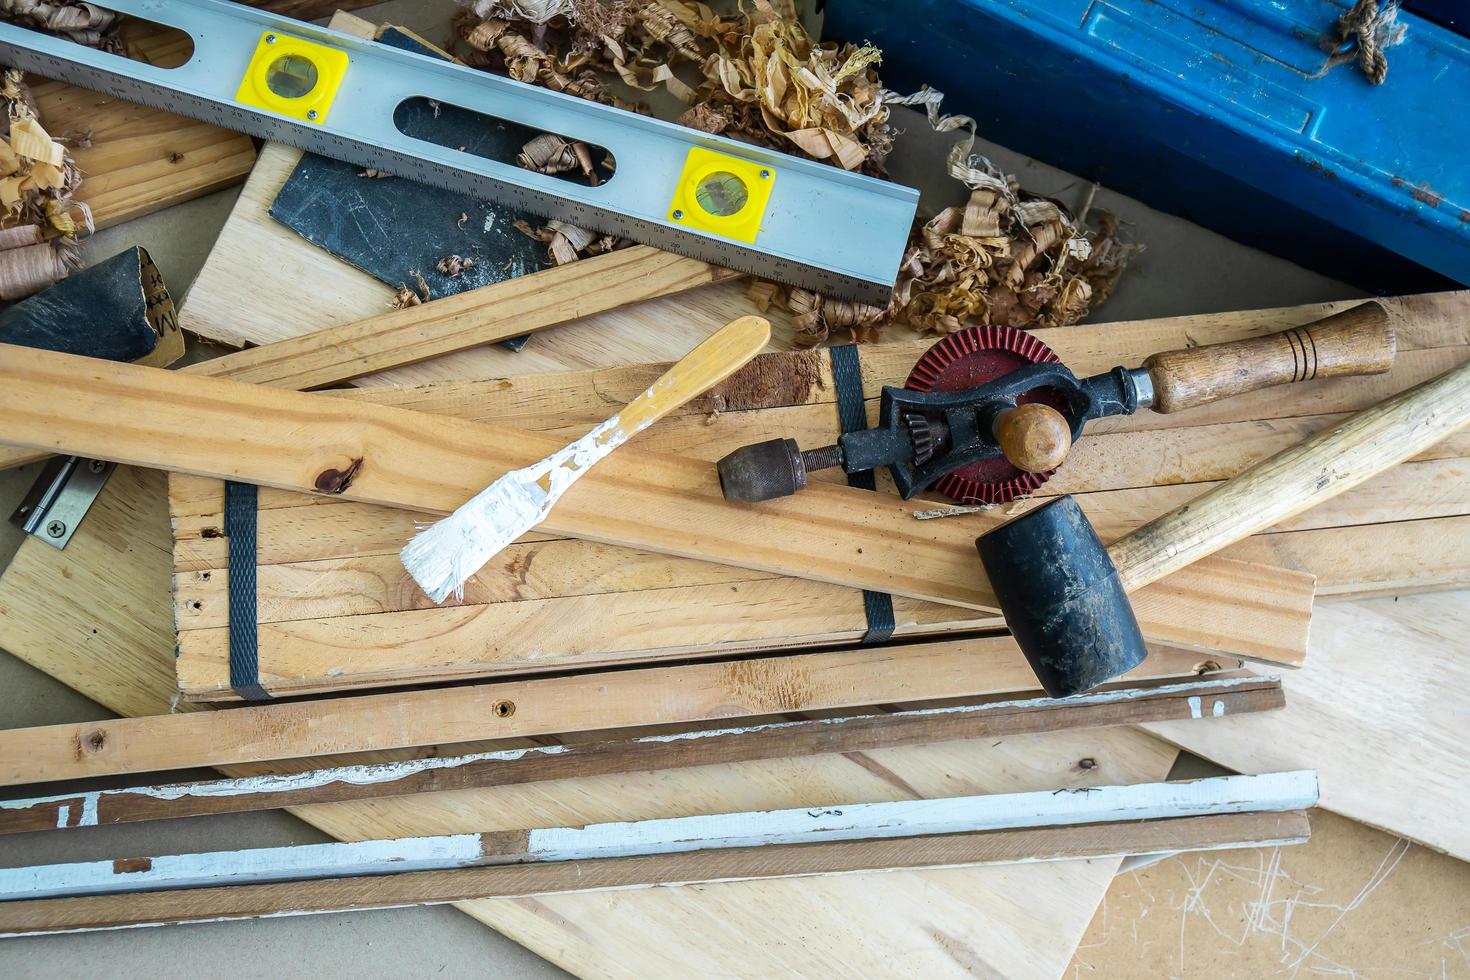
[436, 254, 476, 277]
[517, 132, 598, 183]
[513, 215, 623, 264]
[0, 65, 91, 301]
[0, 0, 120, 51]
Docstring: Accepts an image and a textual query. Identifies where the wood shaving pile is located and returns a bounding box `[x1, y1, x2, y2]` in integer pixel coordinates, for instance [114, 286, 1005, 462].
[0, 67, 90, 300]
[0, 0, 120, 51]
[452, 0, 1141, 335]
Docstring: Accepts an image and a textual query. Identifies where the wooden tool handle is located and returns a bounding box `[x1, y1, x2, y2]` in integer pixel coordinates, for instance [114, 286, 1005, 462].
[1143, 302, 1395, 413]
[1110, 357, 1470, 592]
[994, 403, 1072, 473]
[610, 315, 771, 437]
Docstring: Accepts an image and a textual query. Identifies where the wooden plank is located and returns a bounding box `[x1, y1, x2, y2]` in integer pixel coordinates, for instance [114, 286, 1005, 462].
[0, 343, 1316, 667]
[187, 247, 740, 390]
[0, 810, 1311, 938]
[0, 772, 1317, 902]
[29, 27, 255, 231]
[170, 574, 1294, 702]
[0, 246, 738, 472]
[0, 639, 1229, 788]
[0, 674, 1283, 834]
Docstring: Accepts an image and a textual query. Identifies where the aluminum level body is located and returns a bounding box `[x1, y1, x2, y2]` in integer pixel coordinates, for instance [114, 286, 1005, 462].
[0, 0, 918, 301]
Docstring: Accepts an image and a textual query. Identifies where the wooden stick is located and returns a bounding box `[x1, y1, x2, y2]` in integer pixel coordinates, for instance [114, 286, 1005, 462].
[0, 674, 1282, 834]
[0, 810, 1312, 937]
[1114, 359, 1470, 591]
[0, 343, 1312, 664]
[0, 772, 1316, 902]
[0, 246, 736, 471]
[0, 640, 1235, 787]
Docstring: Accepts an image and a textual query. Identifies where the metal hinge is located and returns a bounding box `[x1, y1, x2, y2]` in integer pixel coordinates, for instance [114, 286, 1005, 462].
[9, 456, 115, 550]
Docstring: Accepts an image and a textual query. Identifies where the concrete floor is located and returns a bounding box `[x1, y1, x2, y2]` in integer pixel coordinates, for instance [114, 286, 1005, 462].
[0, 1, 1366, 975]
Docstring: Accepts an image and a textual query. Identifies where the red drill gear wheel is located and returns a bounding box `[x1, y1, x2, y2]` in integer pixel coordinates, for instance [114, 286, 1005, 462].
[904, 324, 1069, 504]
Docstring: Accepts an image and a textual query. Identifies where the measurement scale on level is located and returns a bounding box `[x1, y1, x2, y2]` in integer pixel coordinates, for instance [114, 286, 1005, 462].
[0, 0, 919, 302]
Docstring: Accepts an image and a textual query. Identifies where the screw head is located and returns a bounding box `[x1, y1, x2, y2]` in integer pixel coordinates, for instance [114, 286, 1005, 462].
[759, 169, 771, 179]
[87, 459, 106, 473]
[671, 209, 684, 220]
[265, 33, 277, 44]
[307, 109, 319, 120]
[46, 520, 66, 538]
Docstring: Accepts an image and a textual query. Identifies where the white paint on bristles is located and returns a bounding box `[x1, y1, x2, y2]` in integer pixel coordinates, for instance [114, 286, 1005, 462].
[402, 379, 668, 603]
[0, 675, 1277, 827]
[0, 771, 1316, 903]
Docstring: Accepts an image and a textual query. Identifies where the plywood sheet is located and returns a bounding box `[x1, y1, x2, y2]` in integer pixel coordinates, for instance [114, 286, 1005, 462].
[1070, 808, 1470, 976]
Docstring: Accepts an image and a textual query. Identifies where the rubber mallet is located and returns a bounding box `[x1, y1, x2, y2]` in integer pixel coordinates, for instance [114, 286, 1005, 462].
[980, 356, 1470, 697]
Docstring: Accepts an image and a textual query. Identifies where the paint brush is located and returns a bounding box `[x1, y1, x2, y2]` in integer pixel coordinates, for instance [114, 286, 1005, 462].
[402, 315, 771, 602]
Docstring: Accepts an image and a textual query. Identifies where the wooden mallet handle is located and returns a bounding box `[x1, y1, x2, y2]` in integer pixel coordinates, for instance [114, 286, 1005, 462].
[1110, 356, 1470, 593]
[1143, 302, 1395, 413]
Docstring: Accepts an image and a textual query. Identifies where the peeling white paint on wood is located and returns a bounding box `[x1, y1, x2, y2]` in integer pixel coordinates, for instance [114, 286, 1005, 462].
[0, 675, 1277, 829]
[0, 832, 1317, 939]
[524, 771, 1318, 862]
[2, 833, 490, 901]
[0, 771, 1316, 902]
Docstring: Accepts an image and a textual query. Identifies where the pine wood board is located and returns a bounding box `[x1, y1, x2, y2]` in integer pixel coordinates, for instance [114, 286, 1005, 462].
[1144, 590, 1470, 862]
[1069, 808, 1470, 976]
[165, 311, 1469, 698]
[29, 27, 255, 231]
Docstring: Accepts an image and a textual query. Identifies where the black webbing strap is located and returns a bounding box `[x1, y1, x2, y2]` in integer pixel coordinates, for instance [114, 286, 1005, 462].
[829, 344, 896, 643]
[224, 481, 272, 701]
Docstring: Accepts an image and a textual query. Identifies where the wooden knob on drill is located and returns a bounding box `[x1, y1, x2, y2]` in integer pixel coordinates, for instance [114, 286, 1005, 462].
[995, 403, 1072, 473]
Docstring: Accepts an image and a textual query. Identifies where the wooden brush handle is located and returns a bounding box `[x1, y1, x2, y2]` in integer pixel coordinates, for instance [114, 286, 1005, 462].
[1143, 302, 1394, 413]
[605, 315, 770, 438]
[1110, 357, 1470, 592]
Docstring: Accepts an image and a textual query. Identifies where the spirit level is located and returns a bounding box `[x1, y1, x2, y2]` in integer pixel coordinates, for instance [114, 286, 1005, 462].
[0, 0, 919, 302]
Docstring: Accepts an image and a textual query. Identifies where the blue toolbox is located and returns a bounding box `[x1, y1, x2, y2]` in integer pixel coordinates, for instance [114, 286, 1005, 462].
[825, 0, 1470, 291]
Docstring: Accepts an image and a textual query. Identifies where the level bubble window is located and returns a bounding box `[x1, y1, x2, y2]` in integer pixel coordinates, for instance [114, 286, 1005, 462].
[695, 171, 749, 216]
[265, 54, 319, 99]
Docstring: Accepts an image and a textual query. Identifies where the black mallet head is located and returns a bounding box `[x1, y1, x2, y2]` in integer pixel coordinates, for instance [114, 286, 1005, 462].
[975, 495, 1148, 698]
